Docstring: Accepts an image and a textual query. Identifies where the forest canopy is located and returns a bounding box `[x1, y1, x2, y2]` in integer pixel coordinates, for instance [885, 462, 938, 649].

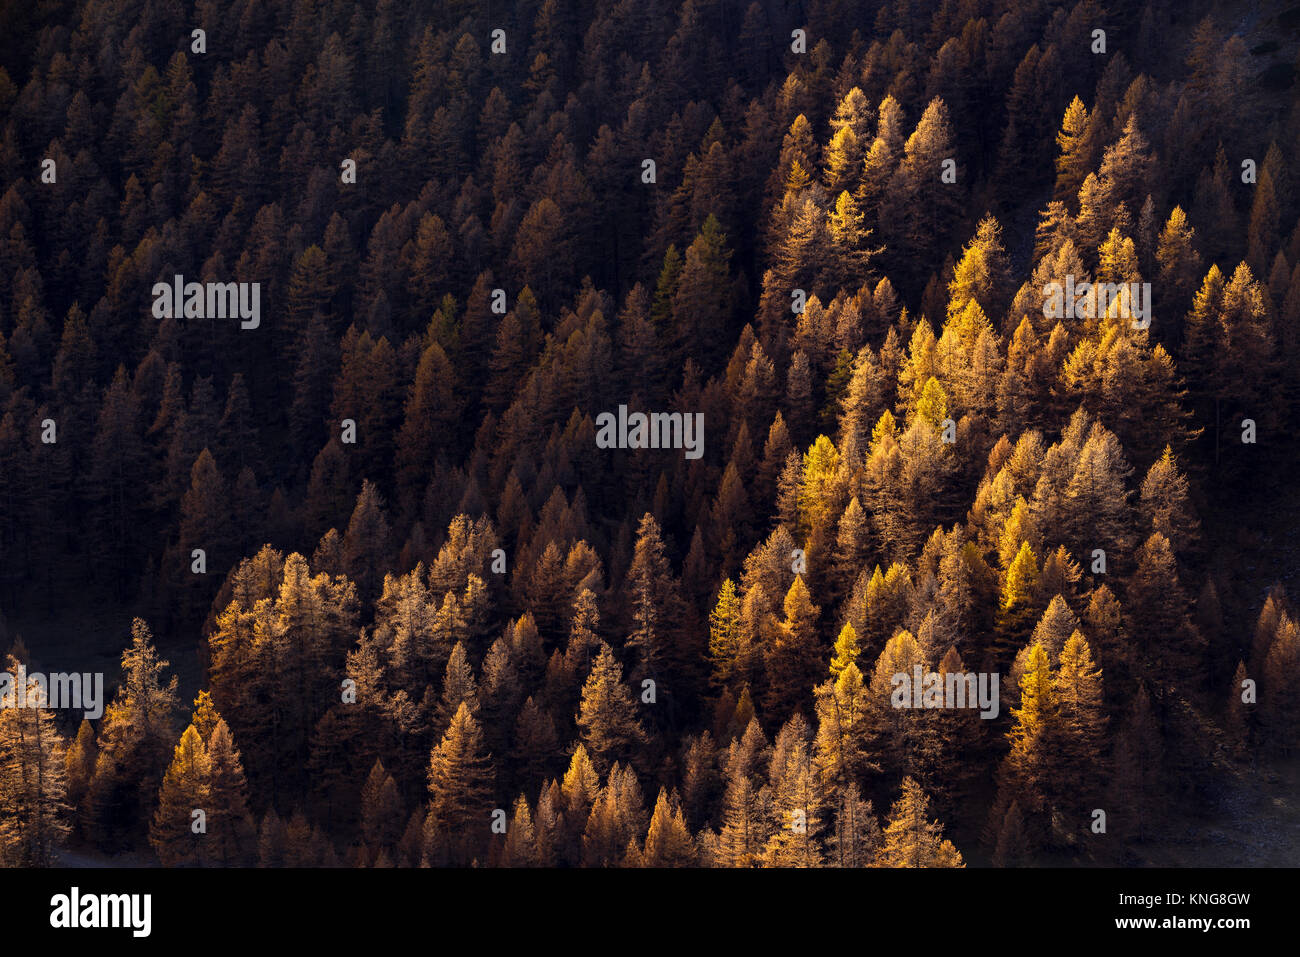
[0, 0, 1298, 869]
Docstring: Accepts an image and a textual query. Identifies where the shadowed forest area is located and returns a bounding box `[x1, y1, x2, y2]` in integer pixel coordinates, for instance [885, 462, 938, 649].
[1, 0, 1299, 868]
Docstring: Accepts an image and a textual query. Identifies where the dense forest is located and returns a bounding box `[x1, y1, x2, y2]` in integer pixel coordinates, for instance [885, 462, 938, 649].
[0, 0, 1298, 869]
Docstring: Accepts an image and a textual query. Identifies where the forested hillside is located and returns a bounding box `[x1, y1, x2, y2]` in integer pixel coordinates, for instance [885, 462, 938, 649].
[1, 0, 1298, 868]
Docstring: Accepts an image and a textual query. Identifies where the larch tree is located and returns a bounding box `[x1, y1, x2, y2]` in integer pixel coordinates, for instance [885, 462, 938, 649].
[205, 718, 255, 866]
[812, 661, 874, 800]
[0, 0, 1290, 877]
[1112, 684, 1163, 843]
[1127, 532, 1205, 692]
[762, 575, 823, 722]
[708, 578, 745, 692]
[395, 340, 458, 509]
[715, 718, 772, 867]
[576, 643, 648, 775]
[174, 447, 233, 619]
[1052, 632, 1108, 834]
[435, 641, 481, 737]
[581, 761, 646, 867]
[826, 782, 880, 868]
[991, 800, 1029, 867]
[360, 757, 404, 853]
[64, 719, 97, 838]
[1262, 614, 1300, 755]
[638, 788, 697, 867]
[501, 795, 538, 867]
[763, 715, 825, 867]
[828, 622, 862, 681]
[0, 658, 71, 866]
[341, 480, 393, 608]
[1224, 661, 1253, 759]
[149, 724, 211, 867]
[875, 777, 963, 868]
[559, 744, 602, 865]
[670, 214, 735, 367]
[190, 690, 221, 744]
[1138, 446, 1199, 557]
[88, 619, 180, 850]
[885, 97, 961, 286]
[997, 541, 1040, 661]
[1060, 423, 1134, 561]
[624, 512, 694, 708]
[427, 701, 494, 866]
[1053, 95, 1096, 204]
[1155, 206, 1202, 337]
[1002, 642, 1059, 832]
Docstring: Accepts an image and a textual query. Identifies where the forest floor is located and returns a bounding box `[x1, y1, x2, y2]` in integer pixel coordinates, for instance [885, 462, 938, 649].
[1136, 756, 1300, 866]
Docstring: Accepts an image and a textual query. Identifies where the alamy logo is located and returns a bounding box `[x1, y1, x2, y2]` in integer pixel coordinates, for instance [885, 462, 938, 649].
[595, 405, 704, 460]
[891, 666, 1000, 719]
[50, 887, 151, 937]
[152, 274, 260, 329]
[1042, 275, 1151, 329]
[0, 665, 103, 719]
